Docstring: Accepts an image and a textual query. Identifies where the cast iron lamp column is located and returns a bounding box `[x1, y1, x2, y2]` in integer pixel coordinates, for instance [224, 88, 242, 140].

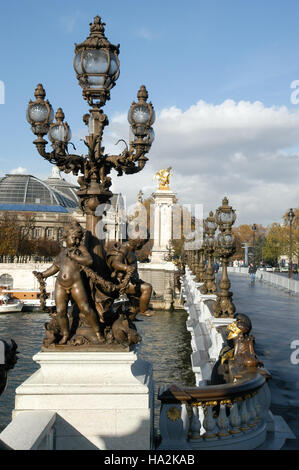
[201, 211, 217, 294]
[288, 208, 295, 279]
[193, 248, 200, 281]
[27, 16, 155, 268]
[197, 247, 206, 283]
[251, 223, 257, 266]
[214, 197, 236, 318]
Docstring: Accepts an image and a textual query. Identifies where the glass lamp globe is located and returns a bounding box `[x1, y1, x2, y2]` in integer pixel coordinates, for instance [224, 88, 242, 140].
[48, 108, 71, 144]
[73, 16, 120, 105]
[49, 124, 72, 143]
[26, 84, 54, 135]
[216, 197, 236, 227]
[128, 86, 155, 138]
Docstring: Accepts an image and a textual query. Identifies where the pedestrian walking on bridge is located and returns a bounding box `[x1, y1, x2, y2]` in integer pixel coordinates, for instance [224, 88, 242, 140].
[248, 262, 257, 282]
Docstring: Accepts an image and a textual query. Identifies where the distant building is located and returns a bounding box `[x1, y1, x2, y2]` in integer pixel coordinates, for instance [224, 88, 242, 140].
[0, 167, 125, 243]
[102, 193, 126, 243]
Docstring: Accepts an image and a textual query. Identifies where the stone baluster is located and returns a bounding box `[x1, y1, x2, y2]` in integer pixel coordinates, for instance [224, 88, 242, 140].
[217, 401, 230, 438]
[239, 398, 250, 432]
[189, 405, 201, 440]
[181, 403, 190, 436]
[229, 401, 242, 434]
[202, 402, 218, 439]
[158, 403, 192, 450]
[252, 392, 261, 424]
[246, 394, 257, 428]
[256, 383, 271, 422]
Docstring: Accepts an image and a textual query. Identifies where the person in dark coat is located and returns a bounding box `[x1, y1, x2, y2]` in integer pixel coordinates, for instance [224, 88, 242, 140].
[248, 263, 257, 282]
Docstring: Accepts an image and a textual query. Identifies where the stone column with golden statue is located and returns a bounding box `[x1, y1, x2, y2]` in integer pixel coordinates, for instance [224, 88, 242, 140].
[151, 167, 177, 264]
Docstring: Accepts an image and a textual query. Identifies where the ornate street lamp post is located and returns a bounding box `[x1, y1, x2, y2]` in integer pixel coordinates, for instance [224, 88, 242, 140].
[26, 16, 156, 347]
[201, 211, 217, 294]
[214, 197, 236, 318]
[27, 16, 155, 269]
[287, 208, 295, 279]
[251, 223, 257, 266]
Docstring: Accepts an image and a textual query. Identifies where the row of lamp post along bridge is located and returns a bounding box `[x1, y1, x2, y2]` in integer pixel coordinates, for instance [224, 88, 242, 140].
[185, 205, 297, 316]
[184, 197, 237, 319]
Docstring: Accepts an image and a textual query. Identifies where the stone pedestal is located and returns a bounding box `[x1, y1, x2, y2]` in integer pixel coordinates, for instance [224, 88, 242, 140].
[151, 189, 177, 264]
[13, 349, 154, 450]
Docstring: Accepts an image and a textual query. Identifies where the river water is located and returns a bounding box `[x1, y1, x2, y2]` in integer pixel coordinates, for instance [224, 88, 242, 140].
[0, 309, 195, 434]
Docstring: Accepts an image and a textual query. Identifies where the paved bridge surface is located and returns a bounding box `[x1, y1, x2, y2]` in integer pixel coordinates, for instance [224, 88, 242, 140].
[228, 273, 299, 449]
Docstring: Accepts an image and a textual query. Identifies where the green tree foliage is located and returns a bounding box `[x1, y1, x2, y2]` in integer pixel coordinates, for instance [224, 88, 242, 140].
[232, 224, 266, 264]
[262, 223, 288, 265]
[0, 212, 61, 261]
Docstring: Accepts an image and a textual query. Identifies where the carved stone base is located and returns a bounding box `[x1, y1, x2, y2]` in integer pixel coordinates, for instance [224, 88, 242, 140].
[214, 292, 236, 318]
[13, 348, 154, 450]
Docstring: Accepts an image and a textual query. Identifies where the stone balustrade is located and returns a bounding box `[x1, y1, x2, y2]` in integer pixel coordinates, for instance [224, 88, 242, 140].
[157, 372, 274, 450]
[180, 266, 234, 385]
[157, 264, 296, 450]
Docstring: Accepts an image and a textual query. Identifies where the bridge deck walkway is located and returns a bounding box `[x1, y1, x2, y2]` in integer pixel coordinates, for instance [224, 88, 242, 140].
[227, 273, 299, 449]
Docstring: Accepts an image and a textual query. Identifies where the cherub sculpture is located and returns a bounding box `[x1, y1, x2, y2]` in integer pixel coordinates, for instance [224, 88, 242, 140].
[153, 166, 172, 190]
[34, 221, 143, 348]
[106, 237, 153, 319]
[34, 221, 104, 345]
[211, 313, 264, 384]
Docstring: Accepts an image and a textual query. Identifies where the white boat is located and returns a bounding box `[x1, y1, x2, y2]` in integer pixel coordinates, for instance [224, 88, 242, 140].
[1, 289, 55, 312]
[0, 294, 24, 313]
[22, 298, 55, 312]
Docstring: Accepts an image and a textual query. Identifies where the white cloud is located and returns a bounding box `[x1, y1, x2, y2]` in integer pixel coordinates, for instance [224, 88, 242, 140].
[60, 11, 82, 34]
[137, 27, 155, 40]
[67, 99, 299, 226]
[10, 167, 28, 175]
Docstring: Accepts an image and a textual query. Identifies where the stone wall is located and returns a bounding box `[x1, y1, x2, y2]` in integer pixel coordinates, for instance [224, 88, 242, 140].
[0, 263, 54, 292]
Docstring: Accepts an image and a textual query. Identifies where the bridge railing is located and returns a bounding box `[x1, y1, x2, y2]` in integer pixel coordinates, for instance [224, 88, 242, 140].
[180, 266, 233, 385]
[172, 264, 296, 450]
[0, 411, 56, 450]
[157, 370, 271, 450]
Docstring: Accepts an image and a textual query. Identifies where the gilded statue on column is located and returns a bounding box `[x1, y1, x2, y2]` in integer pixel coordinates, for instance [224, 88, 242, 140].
[153, 166, 172, 190]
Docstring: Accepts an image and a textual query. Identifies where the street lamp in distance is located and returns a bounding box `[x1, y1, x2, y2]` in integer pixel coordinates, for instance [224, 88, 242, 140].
[287, 209, 295, 279]
[251, 223, 257, 266]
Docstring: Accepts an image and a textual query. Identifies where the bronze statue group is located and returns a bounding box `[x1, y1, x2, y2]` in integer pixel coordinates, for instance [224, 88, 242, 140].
[34, 221, 153, 349]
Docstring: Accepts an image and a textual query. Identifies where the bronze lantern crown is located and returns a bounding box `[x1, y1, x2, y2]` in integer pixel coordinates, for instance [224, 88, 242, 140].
[128, 85, 155, 147]
[288, 208, 295, 223]
[73, 16, 120, 108]
[215, 197, 236, 232]
[26, 84, 54, 137]
[48, 108, 72, 147]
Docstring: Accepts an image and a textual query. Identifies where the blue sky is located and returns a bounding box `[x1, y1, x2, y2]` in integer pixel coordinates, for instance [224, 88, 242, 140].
[1, 0, 299, 224]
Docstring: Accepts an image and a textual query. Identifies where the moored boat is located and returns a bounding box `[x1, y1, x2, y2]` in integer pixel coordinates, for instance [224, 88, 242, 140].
[0, 294, 24, 313]
[1, 289, 54, 312]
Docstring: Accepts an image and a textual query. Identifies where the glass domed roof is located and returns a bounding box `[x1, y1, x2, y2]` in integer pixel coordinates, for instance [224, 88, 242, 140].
[44, 166, 79, 205]
[0, 174, 78, 212]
